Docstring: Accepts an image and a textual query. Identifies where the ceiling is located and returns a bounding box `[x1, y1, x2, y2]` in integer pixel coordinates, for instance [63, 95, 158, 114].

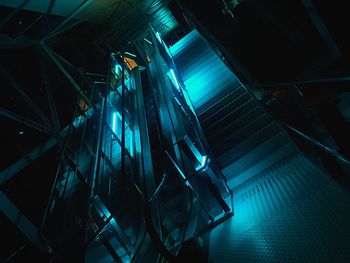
[0, 0, 178, 45]
[180, 0, 350, 91]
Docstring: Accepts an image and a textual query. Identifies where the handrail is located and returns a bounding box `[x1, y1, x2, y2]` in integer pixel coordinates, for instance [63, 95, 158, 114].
[279, 120, 350, 166]
[151, 25, 232, 195]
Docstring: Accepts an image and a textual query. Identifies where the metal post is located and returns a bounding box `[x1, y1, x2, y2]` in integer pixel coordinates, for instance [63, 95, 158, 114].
[90, 94, 105, 197]
[121, 54, 126, 195]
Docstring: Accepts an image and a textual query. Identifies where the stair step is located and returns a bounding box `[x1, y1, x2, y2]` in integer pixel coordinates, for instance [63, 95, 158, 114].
[217, 122, 281, 168]
[207, 105, 265, 144]
[202, 99, 256, 135]
[201, 91, 252, 126]
[223, 138, 297, 189]
[211, 113, 271, 156]
[227, 145, 298, 190]
[198, 86, 245, 121]
[221, 131, 290, 176]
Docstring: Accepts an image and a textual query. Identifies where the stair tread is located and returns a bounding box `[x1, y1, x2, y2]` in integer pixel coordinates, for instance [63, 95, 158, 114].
[224, 141, 298, 189]
[202, 94, 254, 130]
[211, 114, 272, 155]
[207, 105, 265, 143]
[220, 131, 291, 175]
[217, 122, 281, 168]
[198, 86, 246, 121]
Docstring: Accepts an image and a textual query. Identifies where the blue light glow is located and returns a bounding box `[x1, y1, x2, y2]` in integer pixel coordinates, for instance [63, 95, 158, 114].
[111, 111, 134, 157]
[168, 69, 180, 90]
[164, 43, 173, 59]
[115, 64, 122, 74]
[129, 137, 134, 157]
[183, 90, 196, 114]
[170, 29, 240, 109]
[112, 112, 117, 133]
[116, 78, 131, 94]
[201, 155, 207, 167]
[196, 155, 208, 171]
[112, 111, 122, 134]
[124, 52, 136, 58]
[156, 32, 162, 43]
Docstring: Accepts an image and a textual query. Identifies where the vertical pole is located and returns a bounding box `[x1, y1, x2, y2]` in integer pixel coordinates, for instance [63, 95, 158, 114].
[90, 89, 105, 197]
[121, 54, 126, 191]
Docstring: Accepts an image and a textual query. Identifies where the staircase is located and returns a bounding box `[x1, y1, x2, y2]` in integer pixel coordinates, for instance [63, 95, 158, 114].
[170, 29, 350, 262]
[171, 29, 298, 190]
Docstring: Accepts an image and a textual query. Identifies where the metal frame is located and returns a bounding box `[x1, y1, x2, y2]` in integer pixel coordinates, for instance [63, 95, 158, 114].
[0, 32, 116, 263]
[41, 0, 94, 41]
[39, 52, 61, 129]
[298, 0, 341, 77]
[0, 64, 56, 133]
[0, 126, 70, 187]
[0, 191, 53, 254]
[1, 0, 345, 260]
[40, 43, 94, 110]
[0, 1, 176, 260]
[0, 0, 32, 30]
[0, 106, 49, 133]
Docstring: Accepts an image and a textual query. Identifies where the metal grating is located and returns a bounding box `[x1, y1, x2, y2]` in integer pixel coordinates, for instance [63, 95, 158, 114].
[208, 154, 350, 262]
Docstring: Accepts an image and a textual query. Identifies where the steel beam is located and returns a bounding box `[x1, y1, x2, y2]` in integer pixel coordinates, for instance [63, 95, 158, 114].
[39, 53, 61, 129]
[298, 0, 341, 77]
[47, 46, 80, 72]
[0, 34, 37, 49]
[44, 0, 57, 18]
[39, 0, 56, 37]
[0, 126, 70, 187]
[0, 64, 55, 131]
[14, 14, 43, 39]
[47, 19, 84, 40]
[261, 75, 350, 88]
[93, 195, 133, 254]
[90, 96, 105, 198]
[300, 0, 341, 57]
[102, 238, 123, 263]
[42, 0, 93, 41]
[248, 0, 303, 44]
[0, 0, 32, 30]
[280, 121, 350, 166]
[0, 106, 49, 133]
[0, 191, 53, 254]
[40, 43, 94, 110]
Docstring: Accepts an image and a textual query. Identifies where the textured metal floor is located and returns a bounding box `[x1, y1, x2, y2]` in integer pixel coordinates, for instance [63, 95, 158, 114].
[208, 154, 350, 262]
